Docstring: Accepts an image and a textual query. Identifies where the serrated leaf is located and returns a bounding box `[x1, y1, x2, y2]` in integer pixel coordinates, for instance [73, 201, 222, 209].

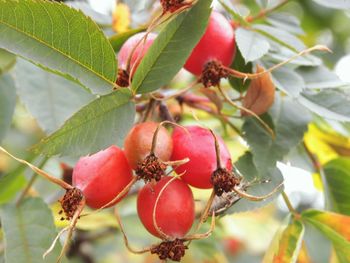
[0, 48, 16, 74]
[263, 217, 305, 263]
[15, 59, 95, 134]
[323, 158, 350, 215]
[0, 197, 63, 263]
[302, 210, 350, 262]
[243, 96, 311, 172]
[132, 0, 212, 93]
[228, 48, 252, 92]
[0, 74, 16, 142]
[298, 89, 350, 122]
[254, 24, 305, 52]
[32, 89, 135, 157]
[0, 0, 117, 94]
[109, 27, 146, 52]
[312, 0, 350, 9]
[296, 66, 345, 89]
[227, 152, 284, 213]
[267, 13, 304, 35]
[236, 28, 270, 63]
[271, 68, 305, 98]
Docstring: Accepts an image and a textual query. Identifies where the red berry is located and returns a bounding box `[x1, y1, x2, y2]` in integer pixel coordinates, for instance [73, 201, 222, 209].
[170, 126, 232, 189]
[137, 177, 195, 238]
[118, 32, 157, 75]
[184, 11, 236, 75]
[72, 146, 133, 209]
[124, 122, 173, 170]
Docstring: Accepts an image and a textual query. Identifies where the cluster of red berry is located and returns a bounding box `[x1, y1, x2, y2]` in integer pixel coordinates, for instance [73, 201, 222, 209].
[71, 122, 231, 261]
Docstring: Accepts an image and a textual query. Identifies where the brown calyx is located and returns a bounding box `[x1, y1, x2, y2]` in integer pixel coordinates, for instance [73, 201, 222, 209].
[151, 239, 188, 262]
[135, 154, 167, 183]
[160, 0, 187, 13]
[59, 187, 84, 221]
[200, 60, 229, 88]
[116, 69, 130, 88]
[211, 168, 240, 196]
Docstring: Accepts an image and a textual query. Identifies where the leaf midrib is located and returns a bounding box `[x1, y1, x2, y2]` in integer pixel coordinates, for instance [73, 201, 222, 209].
[0, 19, 115, 87]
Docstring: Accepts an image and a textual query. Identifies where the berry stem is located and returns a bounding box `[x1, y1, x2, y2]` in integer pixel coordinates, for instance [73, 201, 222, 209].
[226, 45, 331, 80]
[188, 190, 216, 246]
[209, 129, 222, 169]
[281, 191, 298, 215]
[152, 175, 180, 240]
[233, 181, 284, 201]
[55, 199, 86, 263]
[115, 208, 152, 254]
[246, 0, 290, 22]
[151, 80, 199, 101]
[217, 86, 275, 139]
[16, 157, 49, 206]
[184, 211, 215, 241]
[0, 147, 72, 190]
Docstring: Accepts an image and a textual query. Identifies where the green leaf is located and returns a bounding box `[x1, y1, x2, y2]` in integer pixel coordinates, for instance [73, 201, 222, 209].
[266, 13, 304, 35]
[254, 24, 305, 52]
[0, 155, 36, 205]
[298, 89, 350, 122]
[228, 48, 252, 93]
[0, 74, 16, 142]
[312, 0, 350, 9]
[296, 66, 345, 90]
[271, 68, 305, 98]
[302, 210, 350, 262]
[323, 158, 350, 215]
[243, 96, 311, 173]
[32, 89, 135, 157]
[0, 0, 117, 94]
[0, 48, 16, 74]
[263, 217, 305, 263]
[132, 0, 213, 93]
[109, 27, 146, 52]
[15, 59, 95, 134]
[0, 197, 63, 263]
[227, 152, 284, 213]
[235, 28, 270, 63]
[217, 0, 249, 27]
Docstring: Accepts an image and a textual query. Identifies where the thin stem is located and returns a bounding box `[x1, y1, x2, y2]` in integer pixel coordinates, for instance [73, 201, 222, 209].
[115, 208, 152, 254]
[226, 45, 331, 80]
[218, 86, 275, 139]
[246, 0, 291, 22]
[303, 141, 321, 173]
[282, 191, 298, 215]
[209, 130, 222, 168]
[16, 157, 49, 206]
[141, 98, 156, 123]
[0, 147, 72, 190]
[233, 181, 284, 201]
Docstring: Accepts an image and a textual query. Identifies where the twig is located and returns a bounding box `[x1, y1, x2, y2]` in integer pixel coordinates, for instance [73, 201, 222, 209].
[16, 157, 49, 206]
[246, 0, 291, 22]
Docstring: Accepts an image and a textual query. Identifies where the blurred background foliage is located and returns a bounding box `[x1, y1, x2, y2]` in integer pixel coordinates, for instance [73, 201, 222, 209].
[1, 0, 350, 262]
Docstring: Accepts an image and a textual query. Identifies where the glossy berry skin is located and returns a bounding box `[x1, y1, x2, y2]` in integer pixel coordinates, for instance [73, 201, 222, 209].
[73, 146, 133, 209]
[184, 11, 236, 75]
[124, 122, 173, 170]
[137, 177, 195, 238]
[118, 32, 157, 75]
[171, 126, 232, 189]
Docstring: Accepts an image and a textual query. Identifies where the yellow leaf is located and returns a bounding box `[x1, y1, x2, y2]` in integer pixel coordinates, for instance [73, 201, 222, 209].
[112, 3, 131, 33]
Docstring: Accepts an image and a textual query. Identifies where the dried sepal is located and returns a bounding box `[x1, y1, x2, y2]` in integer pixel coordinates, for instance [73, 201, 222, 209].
[242, 65, 275, 116]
